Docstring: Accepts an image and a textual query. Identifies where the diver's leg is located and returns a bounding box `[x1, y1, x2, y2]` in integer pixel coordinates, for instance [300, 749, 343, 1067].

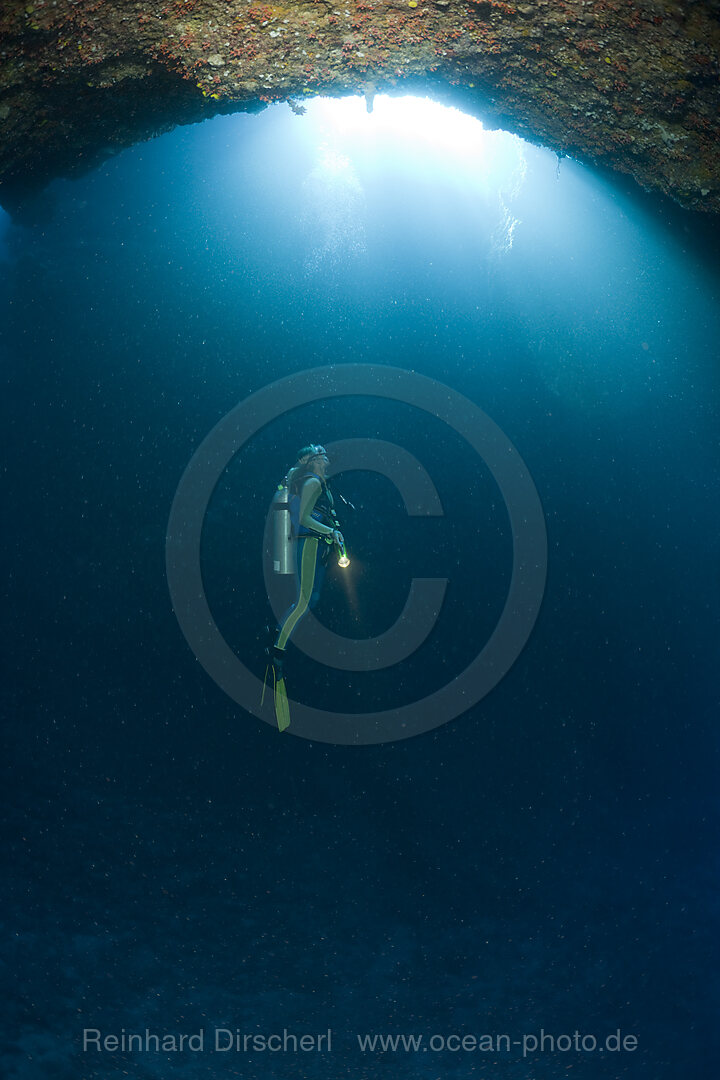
[275, 536, 319, 651]
[268, 537, 320, 731]
[272, 539, 304, 649]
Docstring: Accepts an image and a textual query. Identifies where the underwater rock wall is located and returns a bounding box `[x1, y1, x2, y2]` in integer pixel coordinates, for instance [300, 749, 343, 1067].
[0, 0, 718, 212]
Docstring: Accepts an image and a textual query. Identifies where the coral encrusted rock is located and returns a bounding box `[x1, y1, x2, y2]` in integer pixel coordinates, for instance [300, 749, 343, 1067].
[0, 0, 718, 213]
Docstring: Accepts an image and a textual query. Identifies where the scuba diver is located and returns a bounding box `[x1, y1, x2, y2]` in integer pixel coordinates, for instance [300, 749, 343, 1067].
[264, 444, 349, 732]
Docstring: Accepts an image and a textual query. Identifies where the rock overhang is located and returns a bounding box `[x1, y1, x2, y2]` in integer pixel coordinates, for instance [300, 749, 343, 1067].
[0, 0, 718, 216]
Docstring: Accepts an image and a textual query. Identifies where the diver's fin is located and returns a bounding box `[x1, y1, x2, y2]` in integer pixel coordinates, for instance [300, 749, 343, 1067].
[274, 677, 291, 732]
[261, 648, 290, 731]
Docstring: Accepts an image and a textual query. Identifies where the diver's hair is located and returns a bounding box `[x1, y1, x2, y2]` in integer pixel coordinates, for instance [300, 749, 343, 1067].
[285, 463, 306, 491]
[285, 445, 325, 493]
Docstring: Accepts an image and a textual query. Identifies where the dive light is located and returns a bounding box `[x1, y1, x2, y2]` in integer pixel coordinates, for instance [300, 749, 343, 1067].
[337, 540, 350, 568]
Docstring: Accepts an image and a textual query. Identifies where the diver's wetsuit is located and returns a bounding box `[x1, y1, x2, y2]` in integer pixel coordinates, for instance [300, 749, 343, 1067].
[274, 471, 336, 651]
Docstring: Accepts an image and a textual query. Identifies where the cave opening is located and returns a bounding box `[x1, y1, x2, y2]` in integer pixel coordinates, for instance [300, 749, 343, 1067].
[2, 89, 715, 405]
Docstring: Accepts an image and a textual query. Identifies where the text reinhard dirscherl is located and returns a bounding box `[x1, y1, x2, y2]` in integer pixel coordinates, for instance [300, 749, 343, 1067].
[82, 1029, 332, 1054]
[82, 1028, 639, 1058]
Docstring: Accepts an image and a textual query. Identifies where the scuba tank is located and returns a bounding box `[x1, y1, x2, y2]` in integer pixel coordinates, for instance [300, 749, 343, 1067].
[271, 482, 293, 575]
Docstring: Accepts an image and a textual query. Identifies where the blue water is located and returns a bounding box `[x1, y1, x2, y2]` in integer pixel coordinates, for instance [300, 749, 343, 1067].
[2, 96, 718, 1077]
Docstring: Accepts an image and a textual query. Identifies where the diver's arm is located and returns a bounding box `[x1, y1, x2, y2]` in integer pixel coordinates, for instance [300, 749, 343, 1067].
[298, 478, 339, 540]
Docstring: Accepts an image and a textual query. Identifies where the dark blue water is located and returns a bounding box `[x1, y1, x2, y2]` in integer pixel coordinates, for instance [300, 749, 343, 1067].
[2, 96, 718, 1078]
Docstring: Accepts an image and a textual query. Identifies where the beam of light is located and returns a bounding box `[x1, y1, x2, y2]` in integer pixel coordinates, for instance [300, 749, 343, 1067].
[333, 556, 360, 611]
[296, 94, 529, 256]
[311, 94, 497, 154]
[303, 93, 527, 186]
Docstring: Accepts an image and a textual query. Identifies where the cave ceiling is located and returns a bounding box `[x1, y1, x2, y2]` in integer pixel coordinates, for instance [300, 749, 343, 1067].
[0, 0, 718, 215]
